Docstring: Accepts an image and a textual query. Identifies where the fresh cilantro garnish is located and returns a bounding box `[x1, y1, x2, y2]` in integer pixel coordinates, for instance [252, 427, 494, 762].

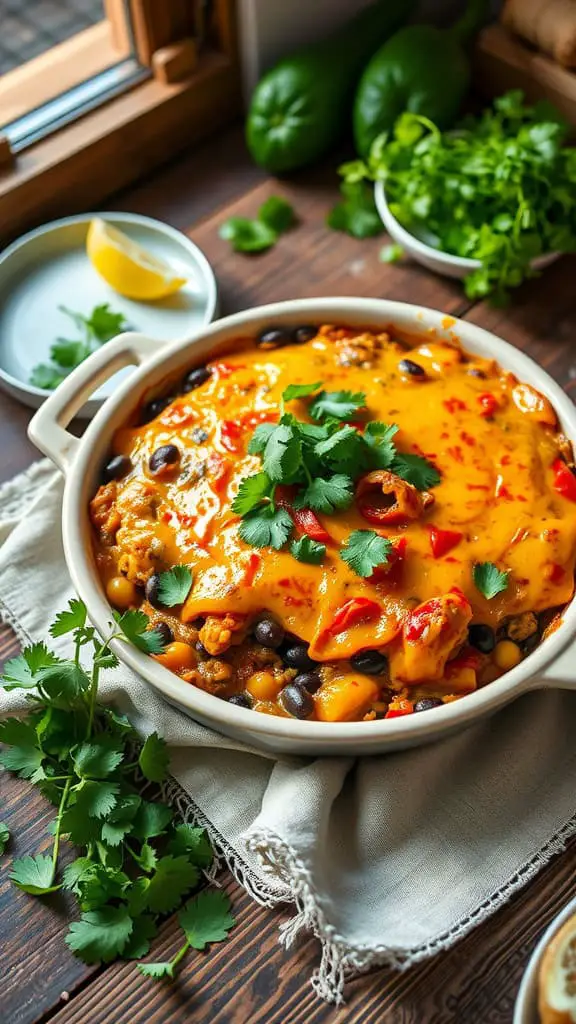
[341, 530, 394, 578]
[314, 425, 366, 473]
[282, 381, 322, 402]
[0, 599, 231, 976]
[231, 472, 273, 516]
[261, 422, 302, 482]
[220, 195, 296, 253]
[363, 422, 398, 469]
[138, 891, 234, 980]
[294, 475, 353, 514]
[115, 610, 167, 654]
[239, 507, 293, 549]
[392, 453, 441, 490]
[290, 536, 326, 564]
[247, 423, 276, 455]
[310, 390, 366, 423]
[0, 823, 10, 855]
[380, 243, 404, 263]
[473, 562, 509, 599]
[30, 304, 131, 391]
[327, 180, 383, 239]
[156, 566, 193, 607]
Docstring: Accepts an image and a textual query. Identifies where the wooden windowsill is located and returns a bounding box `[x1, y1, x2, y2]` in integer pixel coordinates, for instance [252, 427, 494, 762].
[0, 22, 130, 129]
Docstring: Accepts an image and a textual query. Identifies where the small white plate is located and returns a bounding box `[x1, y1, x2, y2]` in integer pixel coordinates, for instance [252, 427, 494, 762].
[514, 895, 576, 1023]
[0, 212, 218, 416]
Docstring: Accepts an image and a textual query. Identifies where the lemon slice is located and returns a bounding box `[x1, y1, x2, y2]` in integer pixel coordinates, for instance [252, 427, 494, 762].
[539, 912, 576, 1024]
[86, 218, 187, 301]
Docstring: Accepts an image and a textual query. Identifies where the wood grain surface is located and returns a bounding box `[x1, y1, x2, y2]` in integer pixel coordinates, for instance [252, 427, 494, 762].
[2, 124, 576, 1024]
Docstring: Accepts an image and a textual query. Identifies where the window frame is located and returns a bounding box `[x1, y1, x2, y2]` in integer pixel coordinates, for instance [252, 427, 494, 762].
[0, 0, 240, 244]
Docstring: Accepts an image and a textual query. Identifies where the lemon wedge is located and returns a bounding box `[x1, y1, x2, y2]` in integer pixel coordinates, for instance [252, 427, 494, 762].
[86, 218, 187, 301]
[539, 912, 576, 1024]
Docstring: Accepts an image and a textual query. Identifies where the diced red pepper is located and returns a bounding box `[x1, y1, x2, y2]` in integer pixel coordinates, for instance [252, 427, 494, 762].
[477, 393, 499, 418]
[243, 552, 261, 587]
[547, 562, 565, 584]
[328, 597, 381, 636]
[427, 525, 463, 558]
[239, 409, 278, 428]
[443, 397, 467, 414]
[385, 699, 414, 719]
[220, 420, 242, 452]
[495, 475, 514, 501]
[447, 647, 482, 672]
[552, 459, 576, 502]
[291, 507, 333, 545]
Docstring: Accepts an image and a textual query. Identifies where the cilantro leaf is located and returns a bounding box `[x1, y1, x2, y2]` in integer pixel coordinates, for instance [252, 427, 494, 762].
[314, 425, 366, 473]
[29, 364, 68, 390]
[239, 507, 293, 550]
[100, 795, 141, 846]
[341, 530, 394, 578]
[166, 824, 213, 868]
[138, 732, 170, 784]
[294, 474, 354, 514]
[136, 855, 199, 915]
[50, 338, 91, 369]
[36, 662, 91, 703]
[364, 422, 398, 469]
[231, 472, 273, 516]
[261, 423, 302, 483]
[122, 915, 157, 960]
[258, 195, 296, 233]
[63, 858, 98, 894]
[0, 718, 38, 747]
[59, 805, 103, 845]
[290, 537, 326, 564]
[138, 961, 175, 979]
[310, 390, 366, 423]
[473, 562, 510, 600]
[49, 598, 87, 637]
[132, 800, 173, 840]
[392, 453, 441, 490]
[327, 181, 383, 239]
[65, 905, 134, 963]
[74, 781, 120, 819]
[379, 243, 404, 263]
[84, 304, 129, 343]
[179, 890, 235, 950]
[248, 423, 276, 455]
[1, 643, 60, 690]
[0, 742, 44, 779]
[219, 217, 278, 253]
[10, 854, 58, 894]
[157, 565, 193, 607]
[116, 609, 167, 654]
[0, 823, 10, 855]
[74, 741, 124, 779]
[136, 844, 158, 873]
[282, 381, 322, 402]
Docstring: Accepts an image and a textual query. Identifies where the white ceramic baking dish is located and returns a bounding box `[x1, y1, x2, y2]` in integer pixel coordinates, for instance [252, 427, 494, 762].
[27, 297, 576, 755]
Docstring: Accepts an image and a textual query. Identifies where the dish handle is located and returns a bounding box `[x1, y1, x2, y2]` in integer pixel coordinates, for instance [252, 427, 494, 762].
[540, 638, 576, 689]
[28, 332, 160, 473]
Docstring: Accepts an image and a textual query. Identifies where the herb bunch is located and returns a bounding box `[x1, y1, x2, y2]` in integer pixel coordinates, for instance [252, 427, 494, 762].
[342, 91, 576, 303]
[231, 381, 439, 575]
[0, 599, 233, 976]
[30, 304, 131, 391]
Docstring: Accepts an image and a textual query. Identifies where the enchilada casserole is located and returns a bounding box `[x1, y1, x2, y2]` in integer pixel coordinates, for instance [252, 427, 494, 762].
[90, 323, 576, 723]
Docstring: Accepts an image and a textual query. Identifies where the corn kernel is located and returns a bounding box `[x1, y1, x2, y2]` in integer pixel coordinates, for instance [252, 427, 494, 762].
[154, 642, 196, 671]
[246, 671, 282, 701]
[106, 576, 138, 609]
[493, 640, 522, 672]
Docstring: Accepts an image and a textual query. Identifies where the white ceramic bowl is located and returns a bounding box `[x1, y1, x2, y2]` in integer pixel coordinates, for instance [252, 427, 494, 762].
[374, 181, 560, 280]
[27, 297, 576, 756]
[514, 896, 576, 1023]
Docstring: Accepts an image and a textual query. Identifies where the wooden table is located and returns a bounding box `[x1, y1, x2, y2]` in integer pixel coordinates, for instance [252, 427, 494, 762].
[2, 122, 576, 1024]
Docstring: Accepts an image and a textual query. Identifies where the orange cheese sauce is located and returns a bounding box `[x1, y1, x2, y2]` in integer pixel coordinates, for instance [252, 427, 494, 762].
[90, 324, 576, 723]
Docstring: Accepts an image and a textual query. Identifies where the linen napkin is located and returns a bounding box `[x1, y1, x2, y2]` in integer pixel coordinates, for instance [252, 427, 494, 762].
[2, 460, 576, 1003]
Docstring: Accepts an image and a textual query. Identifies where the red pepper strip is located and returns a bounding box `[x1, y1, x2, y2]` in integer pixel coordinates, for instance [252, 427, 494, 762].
[291, 507, 333, 545]
[328, 597, 381, 636]
[385, 699, 414, 719]
[552, 459, 576, 502]
[220, 420, 243, 452]
[477, 393, 499, 418]
[243, 552, 261, 587]
[427, 525, 463, 558]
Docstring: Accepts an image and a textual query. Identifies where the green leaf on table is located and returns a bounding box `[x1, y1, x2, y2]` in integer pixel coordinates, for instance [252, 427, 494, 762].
[179, 890, 235, 950]
[74, 781, 120, 819]
[231, 472, 273, 516]
[122, 914, 157, 959]
[10, 854, 58, 894]
[258, 195, 296, 233]
[341, 530, 393, 578]
[239, 506, 293, 550]
[379, 243, 404, 263]
[1, 643, 60, 690]
[473, 562, 509, 600]
[219, 217, 278, 253]
[132, 800, 173, 841]
[73, 741, 124, 779]
[0, 742, 44, 779]
[166, 824, 213, 868]
[65, 905, 134, 963]
[49, 598, 87, 637]
[37, 662, 91, 703]
[136, 855, 199, 915]
[294, 474, 354, 514]
[137, 961, 175, 979]
[0, 822, 10, 855]
[62, 858, 98, 894]
[310, 390, 366, 423]
[138, 732, 170, 784]
[327, 181, 383, 239]
[290, 537, 326, 565]
[100, 795, 141, 846]
[156, 566, 193, 607]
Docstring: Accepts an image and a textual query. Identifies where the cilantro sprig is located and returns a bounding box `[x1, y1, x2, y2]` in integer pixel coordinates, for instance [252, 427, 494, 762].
[219, 195, 296, 253]
[341, 531, 393, 578]
[0, 599, 234, 973]
[30, 304, 132, 391]
[473, 562, 509, 600]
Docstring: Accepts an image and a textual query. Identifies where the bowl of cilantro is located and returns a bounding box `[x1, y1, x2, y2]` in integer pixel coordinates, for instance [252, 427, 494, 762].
[362, 91, 570, 304]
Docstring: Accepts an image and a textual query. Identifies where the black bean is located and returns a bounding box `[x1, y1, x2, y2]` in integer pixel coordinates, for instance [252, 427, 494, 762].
[191, 427, 209, 444]
[280, 683, 314, 719]
[350, 649, 388, 676]
[145, 573, 163, 608]
[521, 632, 541, 656]
[256, 327, 293, 350]
[141, 396, 170, 423]
[399, 358, 426, 378]
[467, 367, 486, 379]
[102, 454, 131, 483]
[228, 693, 253, 709]
[414, 697, 444, 712]
[468, 623, 496, 653]
[254, 617, 285, 649]
[195, 641, 209, 658]
[283, 643, 316, 671]
[293, 325, 317, 344]
[154, 621, 174, 646]
[183, 366, 211, 392]
[294, 671, 322, 694]
[149, 444, 180, 475]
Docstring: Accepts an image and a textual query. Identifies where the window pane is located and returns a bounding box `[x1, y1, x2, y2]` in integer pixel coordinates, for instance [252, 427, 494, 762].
[0, 0, 107, 75]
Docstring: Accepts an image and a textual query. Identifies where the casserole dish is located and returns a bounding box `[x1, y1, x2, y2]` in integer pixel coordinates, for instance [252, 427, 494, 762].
[28, 298, 576, 755]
